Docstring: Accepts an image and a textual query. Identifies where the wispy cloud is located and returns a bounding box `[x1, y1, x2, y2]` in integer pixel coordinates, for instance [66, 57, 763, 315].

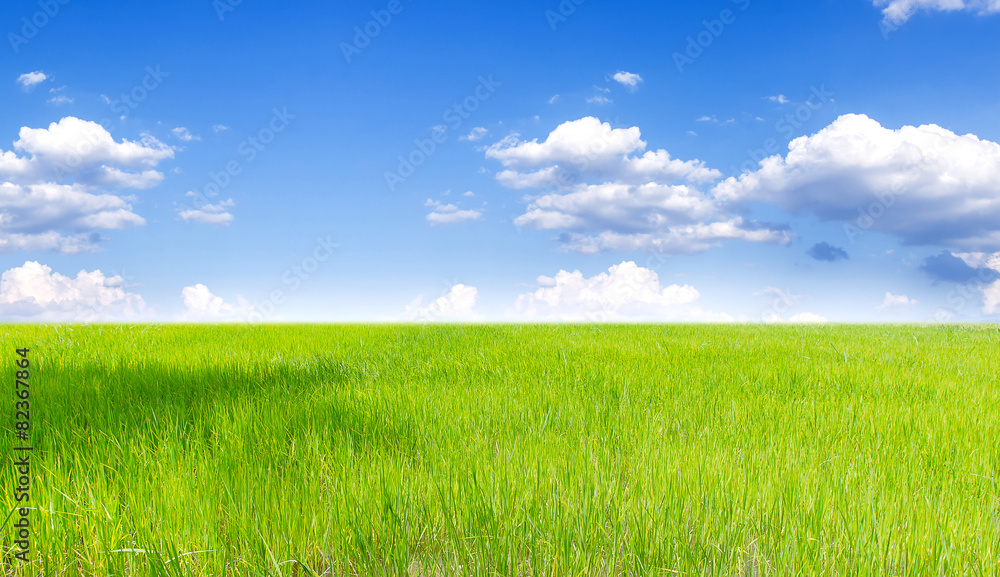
[425, 199, 483, 226]
[696, 115, 735, 125]
[460, 127, 489, 142]
[179, 197, 235, 225]
[172, 127, 200, 142]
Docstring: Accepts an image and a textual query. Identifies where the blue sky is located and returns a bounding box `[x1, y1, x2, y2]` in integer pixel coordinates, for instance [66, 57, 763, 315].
[1, 0, 998, 322]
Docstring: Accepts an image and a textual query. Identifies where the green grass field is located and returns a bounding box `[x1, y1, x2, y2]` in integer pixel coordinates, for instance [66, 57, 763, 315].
[1, 324, 998, 576]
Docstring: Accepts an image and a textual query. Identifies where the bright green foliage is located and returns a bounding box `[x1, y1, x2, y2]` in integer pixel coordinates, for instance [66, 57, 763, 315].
[1, 324, 998, 576]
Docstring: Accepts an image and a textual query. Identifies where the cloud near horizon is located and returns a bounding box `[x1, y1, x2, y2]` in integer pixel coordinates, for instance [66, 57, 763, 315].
[510, 261, 732, 322]
[405, 284, 481, 321]
[0, 261, 148, 321]
[180, 283, 253, 321]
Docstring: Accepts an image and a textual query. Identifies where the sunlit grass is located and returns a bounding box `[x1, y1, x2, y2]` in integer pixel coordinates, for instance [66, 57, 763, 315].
[1, 323, 998, 575]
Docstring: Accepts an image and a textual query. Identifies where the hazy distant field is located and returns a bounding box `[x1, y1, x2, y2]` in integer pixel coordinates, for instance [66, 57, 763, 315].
[1, 324, 998, 576]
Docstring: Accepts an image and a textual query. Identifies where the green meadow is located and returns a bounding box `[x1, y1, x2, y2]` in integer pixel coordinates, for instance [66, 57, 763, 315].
[1, 324, 998, 576]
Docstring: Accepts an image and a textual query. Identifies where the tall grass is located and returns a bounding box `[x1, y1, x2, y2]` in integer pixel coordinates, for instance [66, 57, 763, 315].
[1, 324, 998, 575]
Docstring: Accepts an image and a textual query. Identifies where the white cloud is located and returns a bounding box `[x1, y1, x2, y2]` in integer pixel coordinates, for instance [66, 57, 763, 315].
[953, 251, 1000, 271]
[788, 312, 829, 323]
[0, 232, 105, 255]
[954, 252, 1000, 314]
[586, 95, 613, 105]
[5, 117, 173, 187]
[874, 0, 1000, 24]
[984, 281, 1000, 315]
[212, 124, 230, 133]
[878, 292, 919, 310]
[768, 94, 790, 104]
[485, 117, 788, 255]
[514, 182, 721, 231]
[405, 284, 480, 321]
[460, 127, 489, 142]
[0, 182, 145, 253]
[180, 284, 252, 321]
[612, 71, 644, 90]
[486, 117, 721, 187]
[463, 191, 475, 197]
[47, 95, 73, 105]
[17, 71, 47, 89]
[427, 209, 482, 226]
[171, 127, 200, 142]
[554, 220, 789, 255]
[548, 95, 560, 105]
[0, 261, 147, 321]
[0, 117, 173, 254]
[425, 199, 482, 226]
[714, 114, 1000, 251]
[510, 261, 731, 322]
[178, 199, 235, 226]
[696, 115, 735, 125]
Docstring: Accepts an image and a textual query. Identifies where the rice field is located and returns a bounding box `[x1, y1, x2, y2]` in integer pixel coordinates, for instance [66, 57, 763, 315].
[1, 323, 998, 576]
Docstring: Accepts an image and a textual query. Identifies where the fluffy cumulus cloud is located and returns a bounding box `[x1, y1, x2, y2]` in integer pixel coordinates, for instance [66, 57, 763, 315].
[0, 117, 173, 253]
[714, 114, 1000, 251]
[405, 284, 480, 321]
[874, 0, 1000, 24]
[179, 198, 235, 225]
[425, 199, 482, 226]
[4, 117, 173, 187]
[486, 117, 788, 255]
[612, 71, 643, 90]
[487, 117, 720, 187]
[0, 182, 145, 253]
[17, 71, 47, 89]
[510, 261, 731, 322]
[180, 284, 252, 321]
[878, 292, 919, 310]
[0, 261, 147, 321]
